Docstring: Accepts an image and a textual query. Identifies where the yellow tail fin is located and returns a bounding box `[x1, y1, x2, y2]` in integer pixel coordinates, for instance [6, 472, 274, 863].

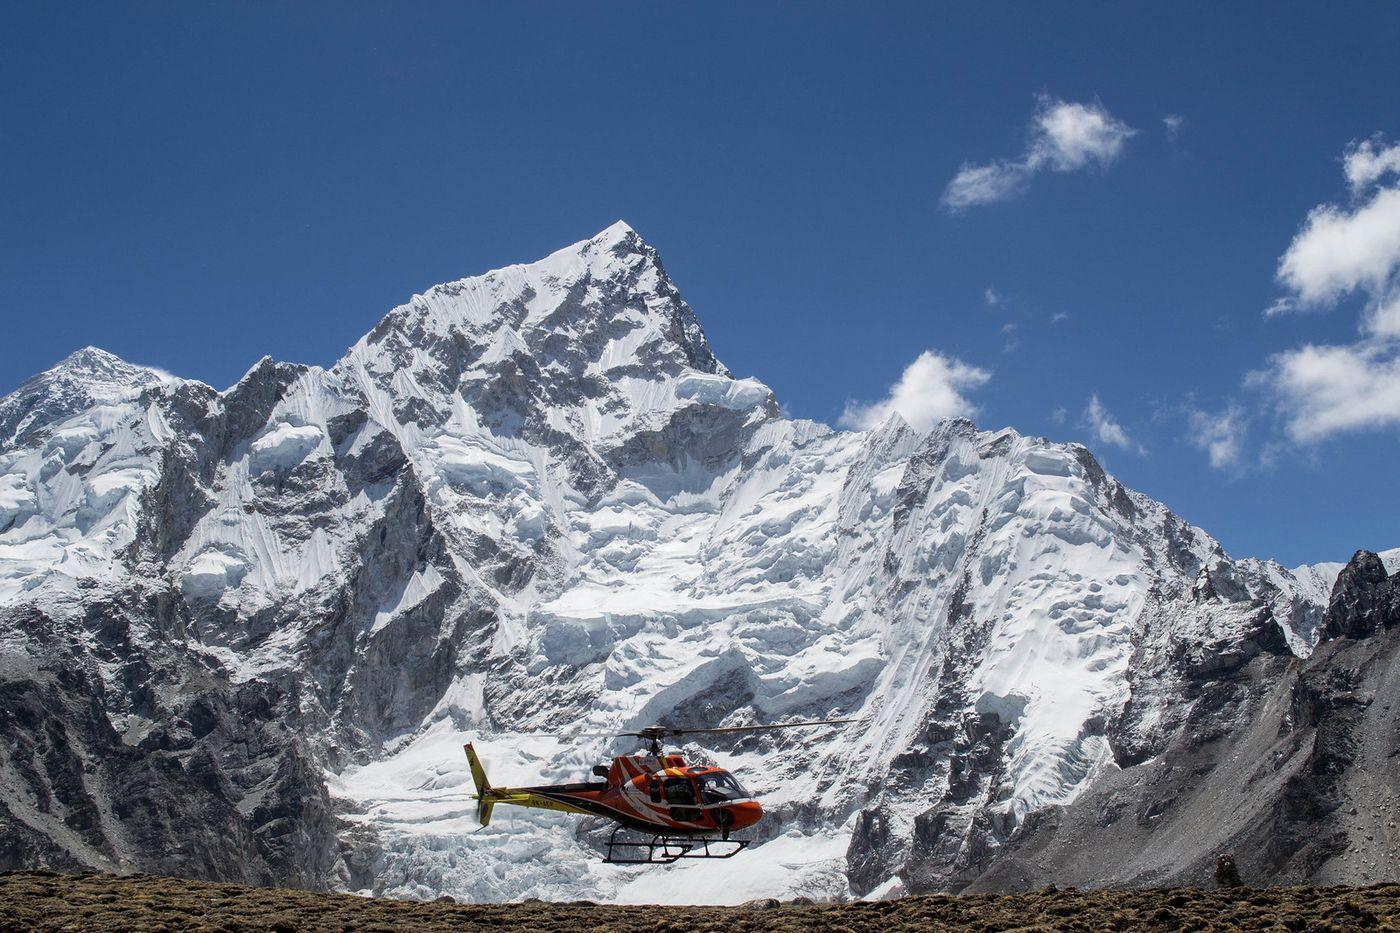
[464, 743, 495, 826]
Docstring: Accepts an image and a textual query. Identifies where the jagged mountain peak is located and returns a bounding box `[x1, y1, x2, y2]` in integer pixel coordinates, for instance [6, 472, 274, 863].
[0, 345, 172, 449]
[53, 345, 131, 373]
[594, 217, 637, 240]
[334, 224, 755, 448]
[9, 345, 169, 393]
[344, 222, 726, 384]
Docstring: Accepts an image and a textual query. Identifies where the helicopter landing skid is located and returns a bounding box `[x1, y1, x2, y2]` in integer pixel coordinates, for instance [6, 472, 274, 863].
[602, 827, 751, 865]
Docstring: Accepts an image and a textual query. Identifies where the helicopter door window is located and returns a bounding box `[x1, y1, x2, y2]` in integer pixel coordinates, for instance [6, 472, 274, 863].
[662, 777, 697, 806]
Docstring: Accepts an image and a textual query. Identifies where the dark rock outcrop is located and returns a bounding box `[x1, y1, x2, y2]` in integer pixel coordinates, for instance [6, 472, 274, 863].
[0, 598, 345, 887]
[1323, 550, 1400, 640]
[966, 557, 1400, 892]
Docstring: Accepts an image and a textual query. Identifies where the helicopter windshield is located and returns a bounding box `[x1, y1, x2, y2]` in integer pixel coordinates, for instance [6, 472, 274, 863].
[698, 771, 750, 804]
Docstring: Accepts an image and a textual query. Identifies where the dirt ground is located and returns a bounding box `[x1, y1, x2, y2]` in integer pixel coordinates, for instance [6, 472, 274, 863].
[1, 869, 1397, 932]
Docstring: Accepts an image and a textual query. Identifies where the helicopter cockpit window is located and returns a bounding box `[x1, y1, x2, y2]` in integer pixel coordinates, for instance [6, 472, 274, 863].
[698, 772, 750, 804]
[662, 777, 697, 806]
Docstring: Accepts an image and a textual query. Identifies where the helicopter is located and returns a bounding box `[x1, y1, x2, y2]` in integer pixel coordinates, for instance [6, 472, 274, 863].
[464, 718, 852, 864]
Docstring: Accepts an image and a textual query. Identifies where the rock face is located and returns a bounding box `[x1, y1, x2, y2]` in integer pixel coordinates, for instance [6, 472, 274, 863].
[969, 618, 1400, 891]
[1324, 550, 1400, 640]
[0, 594, 345, 887]
[0, 223, 1395, 902]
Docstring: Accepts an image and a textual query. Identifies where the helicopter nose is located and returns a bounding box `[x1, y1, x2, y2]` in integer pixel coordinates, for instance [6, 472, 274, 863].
[728, 801, 763, 829]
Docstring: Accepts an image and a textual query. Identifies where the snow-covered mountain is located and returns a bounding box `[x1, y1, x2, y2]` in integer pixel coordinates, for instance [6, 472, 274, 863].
[1, 223, 1395, 903]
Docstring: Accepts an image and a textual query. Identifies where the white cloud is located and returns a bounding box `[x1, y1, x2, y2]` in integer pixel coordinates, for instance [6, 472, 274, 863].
[1369, 292, 1400, 339]
[943, 161, 1032, 211]
[1050, 311, 1069, 324]
[1163, 114, 1184, 141]
[839, 350, 990, 432]
[1083, 394, 1142, 453]
[1187, 403, 1247, 469]
[984, 286, 1002, 307]
[1050, 406, 1067, 424]
[1344, 137, 1400, 193]
[1029, 100, 1135, 171]
[1251, 342, 1400, 442]
[942, 97, 1135, 211]
[1275, 186, 1400, 309]
[1257, 135, 1400, 442]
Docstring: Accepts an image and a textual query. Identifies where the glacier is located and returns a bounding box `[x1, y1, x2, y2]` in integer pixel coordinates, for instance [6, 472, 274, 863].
[0, 221, 1396, 903]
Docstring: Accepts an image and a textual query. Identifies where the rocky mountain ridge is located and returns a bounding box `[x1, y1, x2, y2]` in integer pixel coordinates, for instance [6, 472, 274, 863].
[0, 223, 1394, 903]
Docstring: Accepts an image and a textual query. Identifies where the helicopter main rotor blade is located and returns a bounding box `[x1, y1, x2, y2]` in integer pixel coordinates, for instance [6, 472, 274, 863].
[572, 731, 670, 741]
[559, 719, 857, 743]
[665, 717, 857, 737]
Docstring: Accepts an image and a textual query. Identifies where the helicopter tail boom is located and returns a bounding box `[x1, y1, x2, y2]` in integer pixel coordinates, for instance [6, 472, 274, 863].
[464, 743, 596, 826]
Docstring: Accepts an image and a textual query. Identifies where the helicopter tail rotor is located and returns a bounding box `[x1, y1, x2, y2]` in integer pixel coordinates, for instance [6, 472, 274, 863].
[464, 743, 495, 826]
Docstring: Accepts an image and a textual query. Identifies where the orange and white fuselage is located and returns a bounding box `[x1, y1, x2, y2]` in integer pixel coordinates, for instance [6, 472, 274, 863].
[465, 744, 762, 836]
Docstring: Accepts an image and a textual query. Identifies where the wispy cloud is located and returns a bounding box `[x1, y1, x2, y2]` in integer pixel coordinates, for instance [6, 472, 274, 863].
[1000, 322, 1020, 353]
[984, 286, 1002, 307]
[839, 350, 990, 433]
[1083, 394, 1144, 453]
[942, 97, 1136, 211]
[1163, 114, 1184, 142]
[1187, 403, 1247, 469]
[944, 162, 1029, 211]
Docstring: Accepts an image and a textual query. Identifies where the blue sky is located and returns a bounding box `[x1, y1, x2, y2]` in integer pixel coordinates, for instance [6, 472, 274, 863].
[3, 3, 1398, 565]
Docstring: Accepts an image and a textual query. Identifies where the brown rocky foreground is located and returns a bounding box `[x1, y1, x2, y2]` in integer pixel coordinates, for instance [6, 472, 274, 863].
[1, 870, 1397, 932]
